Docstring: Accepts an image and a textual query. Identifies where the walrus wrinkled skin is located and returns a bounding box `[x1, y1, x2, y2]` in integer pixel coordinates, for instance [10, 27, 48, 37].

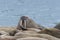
[17, 16, 45, 30]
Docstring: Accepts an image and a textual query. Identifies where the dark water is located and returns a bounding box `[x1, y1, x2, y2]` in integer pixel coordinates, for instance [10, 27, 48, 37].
[0, 0, 60, 28]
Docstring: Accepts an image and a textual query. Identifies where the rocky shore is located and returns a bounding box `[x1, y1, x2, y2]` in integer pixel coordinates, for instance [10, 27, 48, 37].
[0, 16, 60, 40]
[0, 26, 59, 40]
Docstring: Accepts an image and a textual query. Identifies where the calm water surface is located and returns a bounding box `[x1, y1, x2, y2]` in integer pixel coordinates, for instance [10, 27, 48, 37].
[0, 0, 60, 28]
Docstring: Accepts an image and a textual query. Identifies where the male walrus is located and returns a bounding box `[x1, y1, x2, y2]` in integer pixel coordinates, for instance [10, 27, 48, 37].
[17, 16, 45, 30]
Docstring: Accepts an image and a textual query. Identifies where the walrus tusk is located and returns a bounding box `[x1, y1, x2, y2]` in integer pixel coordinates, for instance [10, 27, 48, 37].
[20, 19, 27, 30]
[23, 20, 27, 29]
[20, 20, 22, 26]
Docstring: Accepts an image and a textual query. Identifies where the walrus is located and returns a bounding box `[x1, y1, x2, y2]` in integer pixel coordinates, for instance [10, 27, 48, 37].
[39, 28, 60, 38]
[54, 23, 60, 30]
[17, 16, 45, 30]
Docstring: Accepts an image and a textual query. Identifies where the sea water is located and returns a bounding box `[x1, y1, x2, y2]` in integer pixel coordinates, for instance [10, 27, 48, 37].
[0, 0, 60, 28]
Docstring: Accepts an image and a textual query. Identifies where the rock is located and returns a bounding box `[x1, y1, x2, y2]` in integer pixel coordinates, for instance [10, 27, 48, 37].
[0, 31, 9, 36]
[0, 35, 16, 40]
[26, 28, 41, 33]
[15, 30, 60, 40]
[17, 37, 48, 40]
[37, 34, 60, 40]
[9, 29, 18, 36]
[39, 28, 60, 38]
[15, 30, 40, 37]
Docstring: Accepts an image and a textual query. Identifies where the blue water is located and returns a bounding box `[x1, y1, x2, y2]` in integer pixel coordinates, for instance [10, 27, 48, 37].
[0, 0, 60, 28]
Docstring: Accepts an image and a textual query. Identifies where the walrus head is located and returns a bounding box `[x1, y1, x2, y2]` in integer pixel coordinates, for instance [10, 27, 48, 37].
[17, 16, 29, 30]
[21, 16, 29, 20]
